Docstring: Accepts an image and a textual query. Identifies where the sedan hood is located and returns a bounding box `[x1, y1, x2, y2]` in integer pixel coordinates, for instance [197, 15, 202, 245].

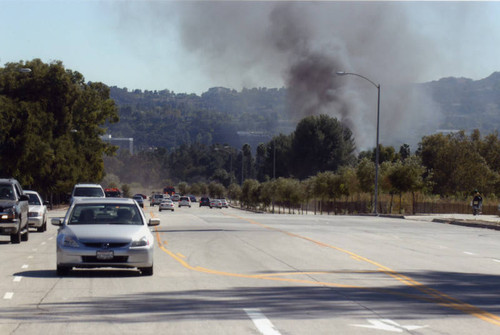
[28, 205, 44, 212]
[0, 200, 17, 209]
[64, 224, 148, 243]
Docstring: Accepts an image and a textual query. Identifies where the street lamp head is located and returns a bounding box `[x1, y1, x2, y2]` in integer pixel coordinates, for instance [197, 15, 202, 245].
[18, 68, 31, 73]
[336, 71, 347, 76]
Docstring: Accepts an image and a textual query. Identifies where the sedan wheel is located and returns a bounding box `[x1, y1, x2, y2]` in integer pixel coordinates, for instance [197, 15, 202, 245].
[139, 266, 153, 276]
[10, 230, 21, 244]
[37, 221, 46, 232]
[57, 265, 71, 276]
[21, 228, 29, 241]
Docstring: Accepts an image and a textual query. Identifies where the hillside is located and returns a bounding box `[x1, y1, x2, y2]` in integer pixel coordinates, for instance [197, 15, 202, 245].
[107, 87, 289, 152]
[421, 72, 500, 133]
[107, 73, 500, 152]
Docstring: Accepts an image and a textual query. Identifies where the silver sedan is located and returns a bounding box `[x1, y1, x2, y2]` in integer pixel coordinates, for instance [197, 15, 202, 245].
[25, 190, 48, 232]
[52, 198, 160, 276]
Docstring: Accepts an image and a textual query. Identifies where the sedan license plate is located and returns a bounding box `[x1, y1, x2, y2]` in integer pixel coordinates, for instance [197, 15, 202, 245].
[96, 250, 114, 260]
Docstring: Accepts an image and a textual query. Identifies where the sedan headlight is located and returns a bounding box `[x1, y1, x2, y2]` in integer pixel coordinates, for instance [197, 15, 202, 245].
[1, 206, 16, 220]
[62, 235, 80, 248]
[131, 236, 149, 247]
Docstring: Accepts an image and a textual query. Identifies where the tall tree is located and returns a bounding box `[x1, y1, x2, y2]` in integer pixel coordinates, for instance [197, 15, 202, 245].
[418, 131, 497, 195]
[0, 59, 118, 195]
[290, 114, 356, 179]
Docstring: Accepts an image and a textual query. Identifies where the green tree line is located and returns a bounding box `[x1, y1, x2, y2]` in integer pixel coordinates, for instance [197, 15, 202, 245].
[106, 114, 500, 210]
[0, 59, 118, 201]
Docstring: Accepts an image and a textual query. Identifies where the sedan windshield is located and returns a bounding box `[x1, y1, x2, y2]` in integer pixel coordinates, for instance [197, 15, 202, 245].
[68, 204, 142, 225]
[27, 193, 41, 205]
[74, 187, 104, 197]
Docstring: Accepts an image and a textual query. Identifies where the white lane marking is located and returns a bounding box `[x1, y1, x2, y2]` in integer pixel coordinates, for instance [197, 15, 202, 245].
[3, 292, 14, 300]
[41, 242, 46, 245]
[21, 264, 29, 269]
[493, 259, 500, 263]
[244, 308, 281, 335]
[32, 248, 38, 252]
[28, 255, 34, 259]
[463, 251, 475, 256]
[13, 276, 22, 282]
[351, 319, 428, 332]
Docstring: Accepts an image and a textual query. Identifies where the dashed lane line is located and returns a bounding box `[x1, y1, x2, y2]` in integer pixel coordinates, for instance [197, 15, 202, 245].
[244, 308, 281, 335]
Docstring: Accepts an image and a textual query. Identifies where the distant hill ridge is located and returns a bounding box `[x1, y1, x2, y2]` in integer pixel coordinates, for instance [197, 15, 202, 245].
[421, 72, 500, 133]
[107, 72, 500, 152]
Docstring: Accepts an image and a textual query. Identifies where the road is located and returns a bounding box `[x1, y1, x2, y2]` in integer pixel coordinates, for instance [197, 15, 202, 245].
[0, 203, 499, 334]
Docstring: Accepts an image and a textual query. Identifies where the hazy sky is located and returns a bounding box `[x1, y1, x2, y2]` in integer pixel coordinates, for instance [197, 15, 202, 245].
[2, 0, 500, 95]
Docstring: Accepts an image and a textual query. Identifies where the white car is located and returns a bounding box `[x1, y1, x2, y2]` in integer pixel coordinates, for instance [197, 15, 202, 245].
[70, 183, 105, 205]
[52, 197, 160, 276]
[25, 190, 48, 232]
[150, 194, 166, 206]
[220, 198, 229, 208]
[178, 196, 191, 208]
[159, 199, 175, 212]
[210, 199, 222, 209]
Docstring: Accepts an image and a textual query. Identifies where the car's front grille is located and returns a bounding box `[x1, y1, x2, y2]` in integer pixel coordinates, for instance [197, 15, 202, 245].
[82, 242, 129, 248]
[82, 256, 129, 263]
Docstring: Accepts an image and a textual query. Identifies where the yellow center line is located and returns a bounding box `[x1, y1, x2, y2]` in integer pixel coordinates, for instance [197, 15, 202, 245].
[229, 213, 500, 326]
[153, 212, 500, 326]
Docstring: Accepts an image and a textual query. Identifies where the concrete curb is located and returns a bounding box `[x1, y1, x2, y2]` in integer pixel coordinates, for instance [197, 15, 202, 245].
[431, 218, 500, 231]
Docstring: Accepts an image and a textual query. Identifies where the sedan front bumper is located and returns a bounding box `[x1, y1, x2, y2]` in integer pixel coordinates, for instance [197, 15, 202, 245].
[28, 216, 43, 228]
[56, 244, 154, 269]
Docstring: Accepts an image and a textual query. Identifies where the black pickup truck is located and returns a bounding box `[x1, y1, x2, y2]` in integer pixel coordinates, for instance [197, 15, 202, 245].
[0, 178, 30, 243]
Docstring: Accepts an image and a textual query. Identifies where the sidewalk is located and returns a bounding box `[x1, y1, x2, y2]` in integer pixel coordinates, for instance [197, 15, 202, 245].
[405, 213, 500, 231]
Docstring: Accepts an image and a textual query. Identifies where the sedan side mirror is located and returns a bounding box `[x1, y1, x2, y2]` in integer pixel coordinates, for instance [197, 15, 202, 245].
[148, 218, 160, 226]
[51, 218, 63, 226]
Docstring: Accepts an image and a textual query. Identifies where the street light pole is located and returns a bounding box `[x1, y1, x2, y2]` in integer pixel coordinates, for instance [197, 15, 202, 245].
[273, 140, 276, 180]
[337, 71, 381, 214]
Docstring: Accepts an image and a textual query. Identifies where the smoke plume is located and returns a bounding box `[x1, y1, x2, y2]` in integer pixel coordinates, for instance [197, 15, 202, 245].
[121, 2, 444, 149]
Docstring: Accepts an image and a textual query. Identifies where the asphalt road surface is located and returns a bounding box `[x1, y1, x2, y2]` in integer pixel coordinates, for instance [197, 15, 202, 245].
[0, 203, 499, 334]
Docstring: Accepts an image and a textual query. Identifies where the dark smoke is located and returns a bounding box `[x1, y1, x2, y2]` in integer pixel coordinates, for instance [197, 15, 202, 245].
[117, 1, 444, 149]
[266, 4, 350, 126]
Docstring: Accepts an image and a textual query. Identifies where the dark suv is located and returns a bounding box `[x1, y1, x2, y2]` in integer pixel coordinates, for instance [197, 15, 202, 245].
[199, 197, 210, 207]
[0, 178, 30, 243]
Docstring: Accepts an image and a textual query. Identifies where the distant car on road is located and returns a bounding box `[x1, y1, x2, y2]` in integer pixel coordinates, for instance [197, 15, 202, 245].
[70, 183, 105, 205]
[52, 197, 160, 276]
[171, 194, 181, 202]
[188, 195, 197, 203]
[25, 190, 48, 232]
[104, 188, 122, 197]
[220, 198, 229, 208]
[200, 197, 210, 207]
[178, 196, 191, 208]
[210, 199, 222, 209]
[132, 195, 144, 208]
[150, 194, 165, 206]
[159, 199, 175, 212]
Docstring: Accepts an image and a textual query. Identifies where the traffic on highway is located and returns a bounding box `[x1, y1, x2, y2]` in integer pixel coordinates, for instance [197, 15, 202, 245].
[0, 192, 499, 334]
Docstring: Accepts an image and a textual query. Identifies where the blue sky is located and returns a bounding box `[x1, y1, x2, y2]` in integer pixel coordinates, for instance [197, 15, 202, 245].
[2, 1, 500, 95]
